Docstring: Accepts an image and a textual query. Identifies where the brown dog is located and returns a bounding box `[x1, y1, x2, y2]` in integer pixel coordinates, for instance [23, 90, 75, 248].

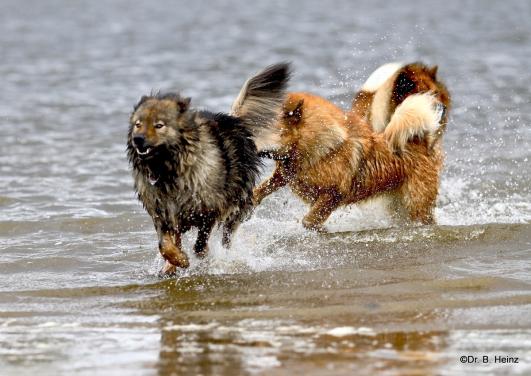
[254, 84, 448, 230]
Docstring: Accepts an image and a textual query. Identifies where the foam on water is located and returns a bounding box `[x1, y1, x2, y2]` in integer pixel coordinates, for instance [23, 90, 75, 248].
[132, 157, 530, 278]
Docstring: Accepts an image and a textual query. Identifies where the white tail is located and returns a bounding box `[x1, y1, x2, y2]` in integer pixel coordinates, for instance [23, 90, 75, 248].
[361, 62, 404, 92]
[362, 62, 404, 133]
[383, 93, 444, 152]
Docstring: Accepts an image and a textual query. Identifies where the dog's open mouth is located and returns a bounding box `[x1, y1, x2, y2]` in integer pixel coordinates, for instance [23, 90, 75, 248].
[135, 147, 153, 157]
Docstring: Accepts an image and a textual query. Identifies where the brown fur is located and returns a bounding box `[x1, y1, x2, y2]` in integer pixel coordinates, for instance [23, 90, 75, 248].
[353, 62, 451, 138]
[254, 92, 443, 231]
[351, 90, 374, 119]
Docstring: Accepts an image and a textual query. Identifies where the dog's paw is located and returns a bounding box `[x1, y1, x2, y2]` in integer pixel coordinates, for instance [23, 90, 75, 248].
[158, 261, 177, 278]
[302, 218, 327, 233]
[252, 191, 263, 207]
[194, 245, 209, 259]
[159, 244, 190, 269]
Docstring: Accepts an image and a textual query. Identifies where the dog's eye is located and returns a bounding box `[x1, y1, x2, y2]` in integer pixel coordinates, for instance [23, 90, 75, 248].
[134, 121, 141, 128]
[154, 122, 166, 129]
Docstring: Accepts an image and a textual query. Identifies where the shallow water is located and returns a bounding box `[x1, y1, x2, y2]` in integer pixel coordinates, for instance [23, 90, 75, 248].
[1, 0, 530, 375]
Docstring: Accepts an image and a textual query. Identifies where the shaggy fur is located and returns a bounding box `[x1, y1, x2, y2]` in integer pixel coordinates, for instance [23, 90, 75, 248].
[384, 93, 445, 152]
[254, 91, 445, 231]
[128, 63, 290, 276]
[352, 62, 451, 141]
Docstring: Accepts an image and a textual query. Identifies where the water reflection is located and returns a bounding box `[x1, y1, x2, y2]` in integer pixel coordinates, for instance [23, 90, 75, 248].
[139, 269, 454, 375]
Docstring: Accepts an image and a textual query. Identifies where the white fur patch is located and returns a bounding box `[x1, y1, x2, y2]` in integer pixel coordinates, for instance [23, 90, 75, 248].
[370, 75, 395, 133]
[383, 93, 443, 151]
[361, 62, 404, 92]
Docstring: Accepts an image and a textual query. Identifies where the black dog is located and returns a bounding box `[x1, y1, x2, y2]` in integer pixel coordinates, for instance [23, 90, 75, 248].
[127, 63, 290, 276]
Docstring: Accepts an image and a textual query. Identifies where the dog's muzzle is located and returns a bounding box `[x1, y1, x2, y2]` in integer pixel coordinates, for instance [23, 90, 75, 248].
[133, 135, 153, 156]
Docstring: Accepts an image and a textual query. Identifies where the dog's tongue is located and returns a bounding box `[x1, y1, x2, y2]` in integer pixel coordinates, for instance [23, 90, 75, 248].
[148, 172, 159, 186]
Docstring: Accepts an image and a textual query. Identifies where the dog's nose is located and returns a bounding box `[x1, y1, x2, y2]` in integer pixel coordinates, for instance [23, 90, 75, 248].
[133, 135, 145, 148]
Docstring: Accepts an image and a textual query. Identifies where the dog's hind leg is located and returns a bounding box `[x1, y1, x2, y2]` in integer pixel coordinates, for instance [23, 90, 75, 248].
[302, 193, 340, 232]
[159, 261, 177, 277]
[222, 202, 254, 248]
[222, 210, 247, 248]
[386, 192, 410, 224]
[221, 220, 239, 249]
[194, 216, 216, 258]
[399, 170, 439, 225]
[403, 197, 436, 225]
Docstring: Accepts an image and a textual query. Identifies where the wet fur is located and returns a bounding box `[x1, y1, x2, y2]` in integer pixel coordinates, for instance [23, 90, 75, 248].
[352, 62, 451, 140]
[254, 91, 445, 231]
[128, 64, 290, 275]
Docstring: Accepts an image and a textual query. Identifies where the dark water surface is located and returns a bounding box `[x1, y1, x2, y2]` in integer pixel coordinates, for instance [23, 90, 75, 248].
[1, 0, 530, 375]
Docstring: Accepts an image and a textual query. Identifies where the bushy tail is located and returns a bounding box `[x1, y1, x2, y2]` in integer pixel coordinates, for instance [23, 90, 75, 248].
[360, 62, 404, 92]
[231, 63, 291, 151]
[383, 93, 445, 152]
[352, 62, 404, 122]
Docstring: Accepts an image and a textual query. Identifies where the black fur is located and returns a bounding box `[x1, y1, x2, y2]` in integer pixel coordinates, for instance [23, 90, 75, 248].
[127, 63, 291, 274]
[393, 70, 417, 104]
[127, 108, 258, 230]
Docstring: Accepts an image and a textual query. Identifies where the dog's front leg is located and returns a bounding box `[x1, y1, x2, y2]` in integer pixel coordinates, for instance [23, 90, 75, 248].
[253, 165, 287, 205]
[158, 227, 189, 276]
[193, 216, 216, 258]
[302, 193, 340, 232]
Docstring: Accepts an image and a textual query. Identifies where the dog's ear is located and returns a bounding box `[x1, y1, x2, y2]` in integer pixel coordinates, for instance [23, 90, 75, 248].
[284, 99, 304, 126]
[133, 95, 150, 111]
[428, 65, 438, 79]
[177, 97, 191, 113]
